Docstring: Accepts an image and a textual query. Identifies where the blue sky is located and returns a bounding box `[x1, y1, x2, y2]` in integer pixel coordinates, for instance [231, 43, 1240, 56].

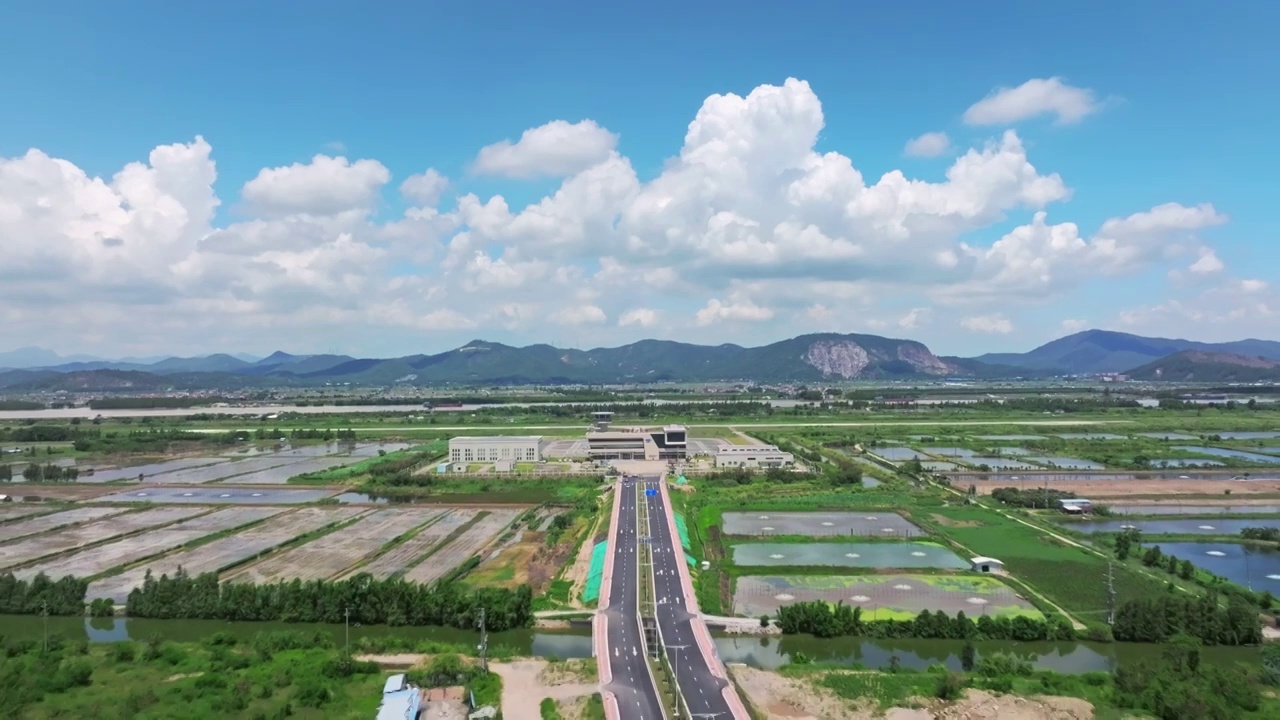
[0, 1, 1275, 359]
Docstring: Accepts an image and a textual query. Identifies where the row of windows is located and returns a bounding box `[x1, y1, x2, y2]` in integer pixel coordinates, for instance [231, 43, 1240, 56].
[450, 447, 538, 462]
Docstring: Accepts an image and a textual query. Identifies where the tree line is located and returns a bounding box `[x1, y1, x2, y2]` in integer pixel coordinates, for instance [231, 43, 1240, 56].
[0, 573, 90, 615]
[0, 463, 80, 482]
[1112, 592, 1261, 645]
[125, 569, 533, 631]
[990, 486, 1081, 509]
[774, 601, 1076, 641]
[1242, 527, 1280, 542]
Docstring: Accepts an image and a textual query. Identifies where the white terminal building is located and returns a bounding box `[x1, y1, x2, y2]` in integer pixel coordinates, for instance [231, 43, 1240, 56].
[714, 445, 795, 469]
[586, 424, 687, 461]
[448, 436, 544, 464]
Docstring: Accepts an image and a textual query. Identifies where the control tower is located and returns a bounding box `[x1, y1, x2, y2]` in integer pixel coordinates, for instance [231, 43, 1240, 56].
[592, 411, 614, 432]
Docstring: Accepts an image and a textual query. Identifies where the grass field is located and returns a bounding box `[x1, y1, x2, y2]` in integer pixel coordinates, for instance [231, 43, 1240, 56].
[916, 505, 1171, 627]
[6, 639, 384, 719]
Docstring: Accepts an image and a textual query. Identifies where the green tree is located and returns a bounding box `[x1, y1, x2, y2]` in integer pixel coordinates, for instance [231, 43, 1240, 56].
[960, 640, 976, 672]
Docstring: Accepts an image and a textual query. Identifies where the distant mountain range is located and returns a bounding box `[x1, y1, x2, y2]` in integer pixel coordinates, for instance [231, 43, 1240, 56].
[1125, 351, 1280, 383]
[974, 330, 1280, 375]
[4, 330, 1280, 391]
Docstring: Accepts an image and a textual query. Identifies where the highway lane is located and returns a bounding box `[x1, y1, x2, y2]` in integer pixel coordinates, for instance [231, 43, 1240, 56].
[602, 476, 665, 719]
[641, 476, 740, 719]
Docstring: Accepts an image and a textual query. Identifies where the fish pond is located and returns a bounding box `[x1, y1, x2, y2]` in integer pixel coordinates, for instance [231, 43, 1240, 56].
[1156, 541, 1280, 590]
[1062, 518, 1277, 535]
[721, 511, 922, 538]
[733, 574, 1038, 619]
[1110, 504, 1280, 515]
[1174, 446, 1280, 464]
[731, 542, 969, 569]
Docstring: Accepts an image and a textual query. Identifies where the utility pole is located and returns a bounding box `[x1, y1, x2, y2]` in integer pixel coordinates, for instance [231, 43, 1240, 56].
[41, 600, 49, 652]
[1245, 548, 1253, 591]
[478, 607, 488, 672]
[668, 644, 689, 715]
[1106, 562, 1116, 626]
[344, 607, 350, 653]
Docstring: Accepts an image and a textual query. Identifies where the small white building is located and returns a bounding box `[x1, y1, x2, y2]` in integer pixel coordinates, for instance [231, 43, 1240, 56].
[1058, 498, 1093, 514]
[714, 445, 795, 469]
[449, 436, 544, 464]
[970, 556, 1005, 574]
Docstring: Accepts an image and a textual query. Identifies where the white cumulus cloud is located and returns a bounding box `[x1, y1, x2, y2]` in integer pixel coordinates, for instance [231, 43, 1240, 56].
[242, 154, 390, 217]
[619, 308, 660, 327]
[695, 299, 774, 326]
[964, 77, 1100, 126]
[0, 77, 1235, 356]
[904, 131, 951, 157]
[472, 119, 618, 178]
[400, 168, 449, 207]
[961, 313, 1014, 334]
[552, 304, 607, 325]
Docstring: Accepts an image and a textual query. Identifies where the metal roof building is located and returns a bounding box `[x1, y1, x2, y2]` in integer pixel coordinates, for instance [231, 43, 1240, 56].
[377, 689, 421, 720]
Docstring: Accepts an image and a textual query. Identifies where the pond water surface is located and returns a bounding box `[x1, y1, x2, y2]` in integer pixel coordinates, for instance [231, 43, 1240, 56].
[732, 542, 968, 569]
[1156, 542, 1280, 590]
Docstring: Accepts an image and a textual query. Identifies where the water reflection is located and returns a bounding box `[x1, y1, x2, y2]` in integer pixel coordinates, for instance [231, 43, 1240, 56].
[713, 635, 1259, 672]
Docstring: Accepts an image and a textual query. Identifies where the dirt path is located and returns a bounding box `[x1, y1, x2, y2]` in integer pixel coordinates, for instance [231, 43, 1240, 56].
[729, 666, 1094, 720]
[356, 653, 427, 666]
[490, 659, 598, 720]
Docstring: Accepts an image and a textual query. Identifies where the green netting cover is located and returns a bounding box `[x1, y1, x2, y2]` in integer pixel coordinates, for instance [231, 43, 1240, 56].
[580, 541, 609, 604]
[673, 513, 693, 552]
[685, 553, 697, 567]
[676, 475, 688, 484]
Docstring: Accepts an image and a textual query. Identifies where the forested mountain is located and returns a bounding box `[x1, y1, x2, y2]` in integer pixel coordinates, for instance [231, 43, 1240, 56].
[973, 329, 1280, 374]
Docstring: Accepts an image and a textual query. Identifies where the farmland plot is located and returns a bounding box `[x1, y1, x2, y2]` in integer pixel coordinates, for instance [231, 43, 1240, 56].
[143, 456, 305, 484]
[343, 509, 470, 580]
[13, 507, 284, 582]
[0, 507, 133, 542]
[232, 508, 435, 583]
[0, 506, 206, 570]
[87, 507, 367, 602]
[79, 457, 225, 483]
[403, 509, 519, 584]
[0, 505, 48, 522]
[224, 456, 356, 484]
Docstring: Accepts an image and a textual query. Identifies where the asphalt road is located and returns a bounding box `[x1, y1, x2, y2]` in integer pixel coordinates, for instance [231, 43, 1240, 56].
[603, 476, 664, 719]
[641, 476, 737, 718]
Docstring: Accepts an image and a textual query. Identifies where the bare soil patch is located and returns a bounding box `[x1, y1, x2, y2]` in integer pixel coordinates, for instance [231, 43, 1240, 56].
[930, 513, 983, 528]
[563, 522, 600, 606]
[973, 477, 1280, 498]
[10, 485, 118, 501]
[729, 666, 1094, 720]
[491, 659, 597, 720]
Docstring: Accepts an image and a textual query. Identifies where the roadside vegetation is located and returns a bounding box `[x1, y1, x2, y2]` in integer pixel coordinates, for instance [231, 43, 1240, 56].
[0, 630, 386, 718]
[772, 634, 1278, 719]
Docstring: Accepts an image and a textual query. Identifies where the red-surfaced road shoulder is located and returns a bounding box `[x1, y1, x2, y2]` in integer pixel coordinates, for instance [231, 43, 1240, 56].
[596, 483, 623, 720]
[657, 478, 751, 720]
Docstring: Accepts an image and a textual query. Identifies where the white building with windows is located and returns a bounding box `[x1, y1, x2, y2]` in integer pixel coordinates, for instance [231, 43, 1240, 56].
[449, 436, 544, 464]
[714, 445, 795, 469]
